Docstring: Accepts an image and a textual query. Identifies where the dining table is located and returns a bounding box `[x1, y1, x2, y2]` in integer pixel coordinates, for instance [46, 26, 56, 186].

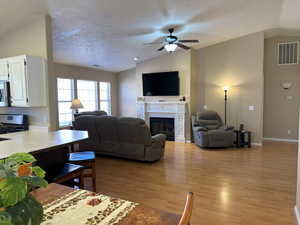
[31, 183, 181, 225]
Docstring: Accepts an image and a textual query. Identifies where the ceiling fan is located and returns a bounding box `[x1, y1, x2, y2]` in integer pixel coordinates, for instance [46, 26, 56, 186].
[145, 28, 199, 52]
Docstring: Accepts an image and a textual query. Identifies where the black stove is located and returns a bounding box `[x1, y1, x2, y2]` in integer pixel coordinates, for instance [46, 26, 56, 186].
[0, 114, 28, 134]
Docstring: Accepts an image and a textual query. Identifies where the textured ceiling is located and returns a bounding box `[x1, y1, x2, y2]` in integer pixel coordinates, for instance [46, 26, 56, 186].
[0, 0, 299, 72]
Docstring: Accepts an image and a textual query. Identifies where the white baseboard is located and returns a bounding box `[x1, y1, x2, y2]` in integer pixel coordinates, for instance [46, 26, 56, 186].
[175, 140, 191, 143]
[295, 205, 300, 225]
[252, 142, 262, 146]
[263, 137, 298, 143]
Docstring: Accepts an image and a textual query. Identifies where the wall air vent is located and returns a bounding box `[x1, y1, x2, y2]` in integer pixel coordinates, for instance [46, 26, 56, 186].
[278, 42, 299, 65]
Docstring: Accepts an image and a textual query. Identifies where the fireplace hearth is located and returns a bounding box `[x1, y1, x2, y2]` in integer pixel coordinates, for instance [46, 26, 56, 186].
[150, 117, 175, 141]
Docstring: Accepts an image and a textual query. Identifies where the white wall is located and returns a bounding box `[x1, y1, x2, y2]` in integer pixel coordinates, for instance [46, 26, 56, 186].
[264, 36, 300, 140]
[117, 68, 137, 117]
[136, 50, 192, 102]
[0, 15, 52, 127]
[195, 32, 265, 144]
[296, 110, 300, 223]
[0, 16, 49, 58]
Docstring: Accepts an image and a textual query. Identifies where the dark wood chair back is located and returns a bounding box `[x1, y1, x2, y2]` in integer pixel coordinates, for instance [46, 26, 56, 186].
[33, 147, 68, 181]
[178, 192, 194, 225]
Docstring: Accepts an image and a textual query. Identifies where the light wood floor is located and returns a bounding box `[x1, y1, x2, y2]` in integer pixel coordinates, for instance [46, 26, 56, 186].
[94, 141, 298, 225]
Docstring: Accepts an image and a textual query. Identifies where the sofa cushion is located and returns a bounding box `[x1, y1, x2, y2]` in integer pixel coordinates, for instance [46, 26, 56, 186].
[206, 125, 220, 130]
[95, 116, 120, 153]
[74, 111, 107, 120]
[118, 117, 146, 125]
[74, 116, 99, 145]
[117, 117, 152, 146]
[194, 119, 220, 130]
[193, 126, 208, 132]
[197, 111, 220, 120]
[197, 119, 219, 125]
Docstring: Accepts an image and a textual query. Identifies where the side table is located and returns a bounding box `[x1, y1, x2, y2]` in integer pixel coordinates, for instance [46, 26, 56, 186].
[234, 130, 251, 148]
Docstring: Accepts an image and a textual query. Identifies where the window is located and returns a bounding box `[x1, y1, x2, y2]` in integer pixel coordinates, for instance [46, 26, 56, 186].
[57, 78, 74, 127]
[77, 80, 97, 113]
[99, 82, 111, 115]
[57, 78, 112, 127]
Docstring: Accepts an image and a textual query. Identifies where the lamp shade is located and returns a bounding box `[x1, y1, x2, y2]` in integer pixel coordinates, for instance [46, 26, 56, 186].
[222, 86, 230, 91]
[70, 99, 84, 109]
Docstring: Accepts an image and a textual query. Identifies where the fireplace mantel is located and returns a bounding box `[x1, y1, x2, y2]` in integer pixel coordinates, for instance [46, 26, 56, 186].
[137, 101, 189, 142]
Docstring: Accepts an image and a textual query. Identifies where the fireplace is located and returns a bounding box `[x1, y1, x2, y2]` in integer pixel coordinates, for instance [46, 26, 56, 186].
[150, 117, 175, 141]
[137, 101, 188, 142]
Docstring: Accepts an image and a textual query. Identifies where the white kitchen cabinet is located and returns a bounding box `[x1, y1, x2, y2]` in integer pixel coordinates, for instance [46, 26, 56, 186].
[7, 55, 47, 107]
[0, 59, 9, 81]
[8, 57, 28, 106]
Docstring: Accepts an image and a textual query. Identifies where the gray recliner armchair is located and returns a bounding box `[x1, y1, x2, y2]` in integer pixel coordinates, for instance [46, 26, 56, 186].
[192, 110, 235, 148]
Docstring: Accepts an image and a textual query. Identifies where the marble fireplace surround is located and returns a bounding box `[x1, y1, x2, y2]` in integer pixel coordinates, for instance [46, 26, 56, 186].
[137, 101, 189, 142]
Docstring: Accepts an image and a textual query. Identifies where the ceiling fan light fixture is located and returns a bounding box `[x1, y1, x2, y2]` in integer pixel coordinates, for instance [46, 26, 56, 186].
[164, 43, 177, 52]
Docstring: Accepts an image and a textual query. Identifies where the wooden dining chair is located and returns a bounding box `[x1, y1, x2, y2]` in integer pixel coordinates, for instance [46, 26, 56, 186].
[178, 192, 194, 225]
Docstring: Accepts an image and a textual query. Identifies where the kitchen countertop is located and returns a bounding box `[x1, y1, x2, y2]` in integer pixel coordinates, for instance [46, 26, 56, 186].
[0, 130, 88, 158]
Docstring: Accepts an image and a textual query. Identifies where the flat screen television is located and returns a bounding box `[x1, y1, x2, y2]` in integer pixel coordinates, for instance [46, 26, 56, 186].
[142, 71, 180, 96]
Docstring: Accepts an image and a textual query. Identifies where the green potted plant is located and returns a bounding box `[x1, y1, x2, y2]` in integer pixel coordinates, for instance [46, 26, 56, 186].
[0, 153, 48, 225]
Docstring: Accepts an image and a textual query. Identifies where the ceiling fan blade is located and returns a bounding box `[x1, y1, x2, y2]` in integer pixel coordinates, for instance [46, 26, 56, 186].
[179, 40, 199, 43]
[157, 46, 165, 51]
[177, 43, 190, 50]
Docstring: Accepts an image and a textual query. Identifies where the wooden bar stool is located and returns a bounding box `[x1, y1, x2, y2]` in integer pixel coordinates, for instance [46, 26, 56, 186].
[33, 146, 86, 190]
[52, 163, 85, 189]
[68, 151, 96, 191]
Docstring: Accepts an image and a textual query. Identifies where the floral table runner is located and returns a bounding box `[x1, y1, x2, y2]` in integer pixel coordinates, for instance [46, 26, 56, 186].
[41, 189, 139, 225]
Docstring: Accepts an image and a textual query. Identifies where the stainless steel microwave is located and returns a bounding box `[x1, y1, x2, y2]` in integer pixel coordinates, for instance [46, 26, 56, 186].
[0, 81, 11, 107]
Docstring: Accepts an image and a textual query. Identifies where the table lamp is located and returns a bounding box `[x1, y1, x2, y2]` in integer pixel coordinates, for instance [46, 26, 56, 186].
[70, 99, 83, 114]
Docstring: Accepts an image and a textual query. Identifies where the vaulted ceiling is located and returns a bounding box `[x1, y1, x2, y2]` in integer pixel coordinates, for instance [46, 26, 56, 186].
[0, 0, 300, 72]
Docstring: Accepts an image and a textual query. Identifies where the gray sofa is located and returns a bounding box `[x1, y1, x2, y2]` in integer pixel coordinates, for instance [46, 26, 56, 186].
[74, 110, 108, 119]
[192, 110, 235, 148]
[73, 116, 166, 162]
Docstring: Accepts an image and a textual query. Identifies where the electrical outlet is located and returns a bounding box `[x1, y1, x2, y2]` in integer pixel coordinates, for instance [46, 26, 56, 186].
[203, 105, 208, 110]
[287, 96, 293, 100]
[288, 130, 292, 135]
[249, 106, 255, 111]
